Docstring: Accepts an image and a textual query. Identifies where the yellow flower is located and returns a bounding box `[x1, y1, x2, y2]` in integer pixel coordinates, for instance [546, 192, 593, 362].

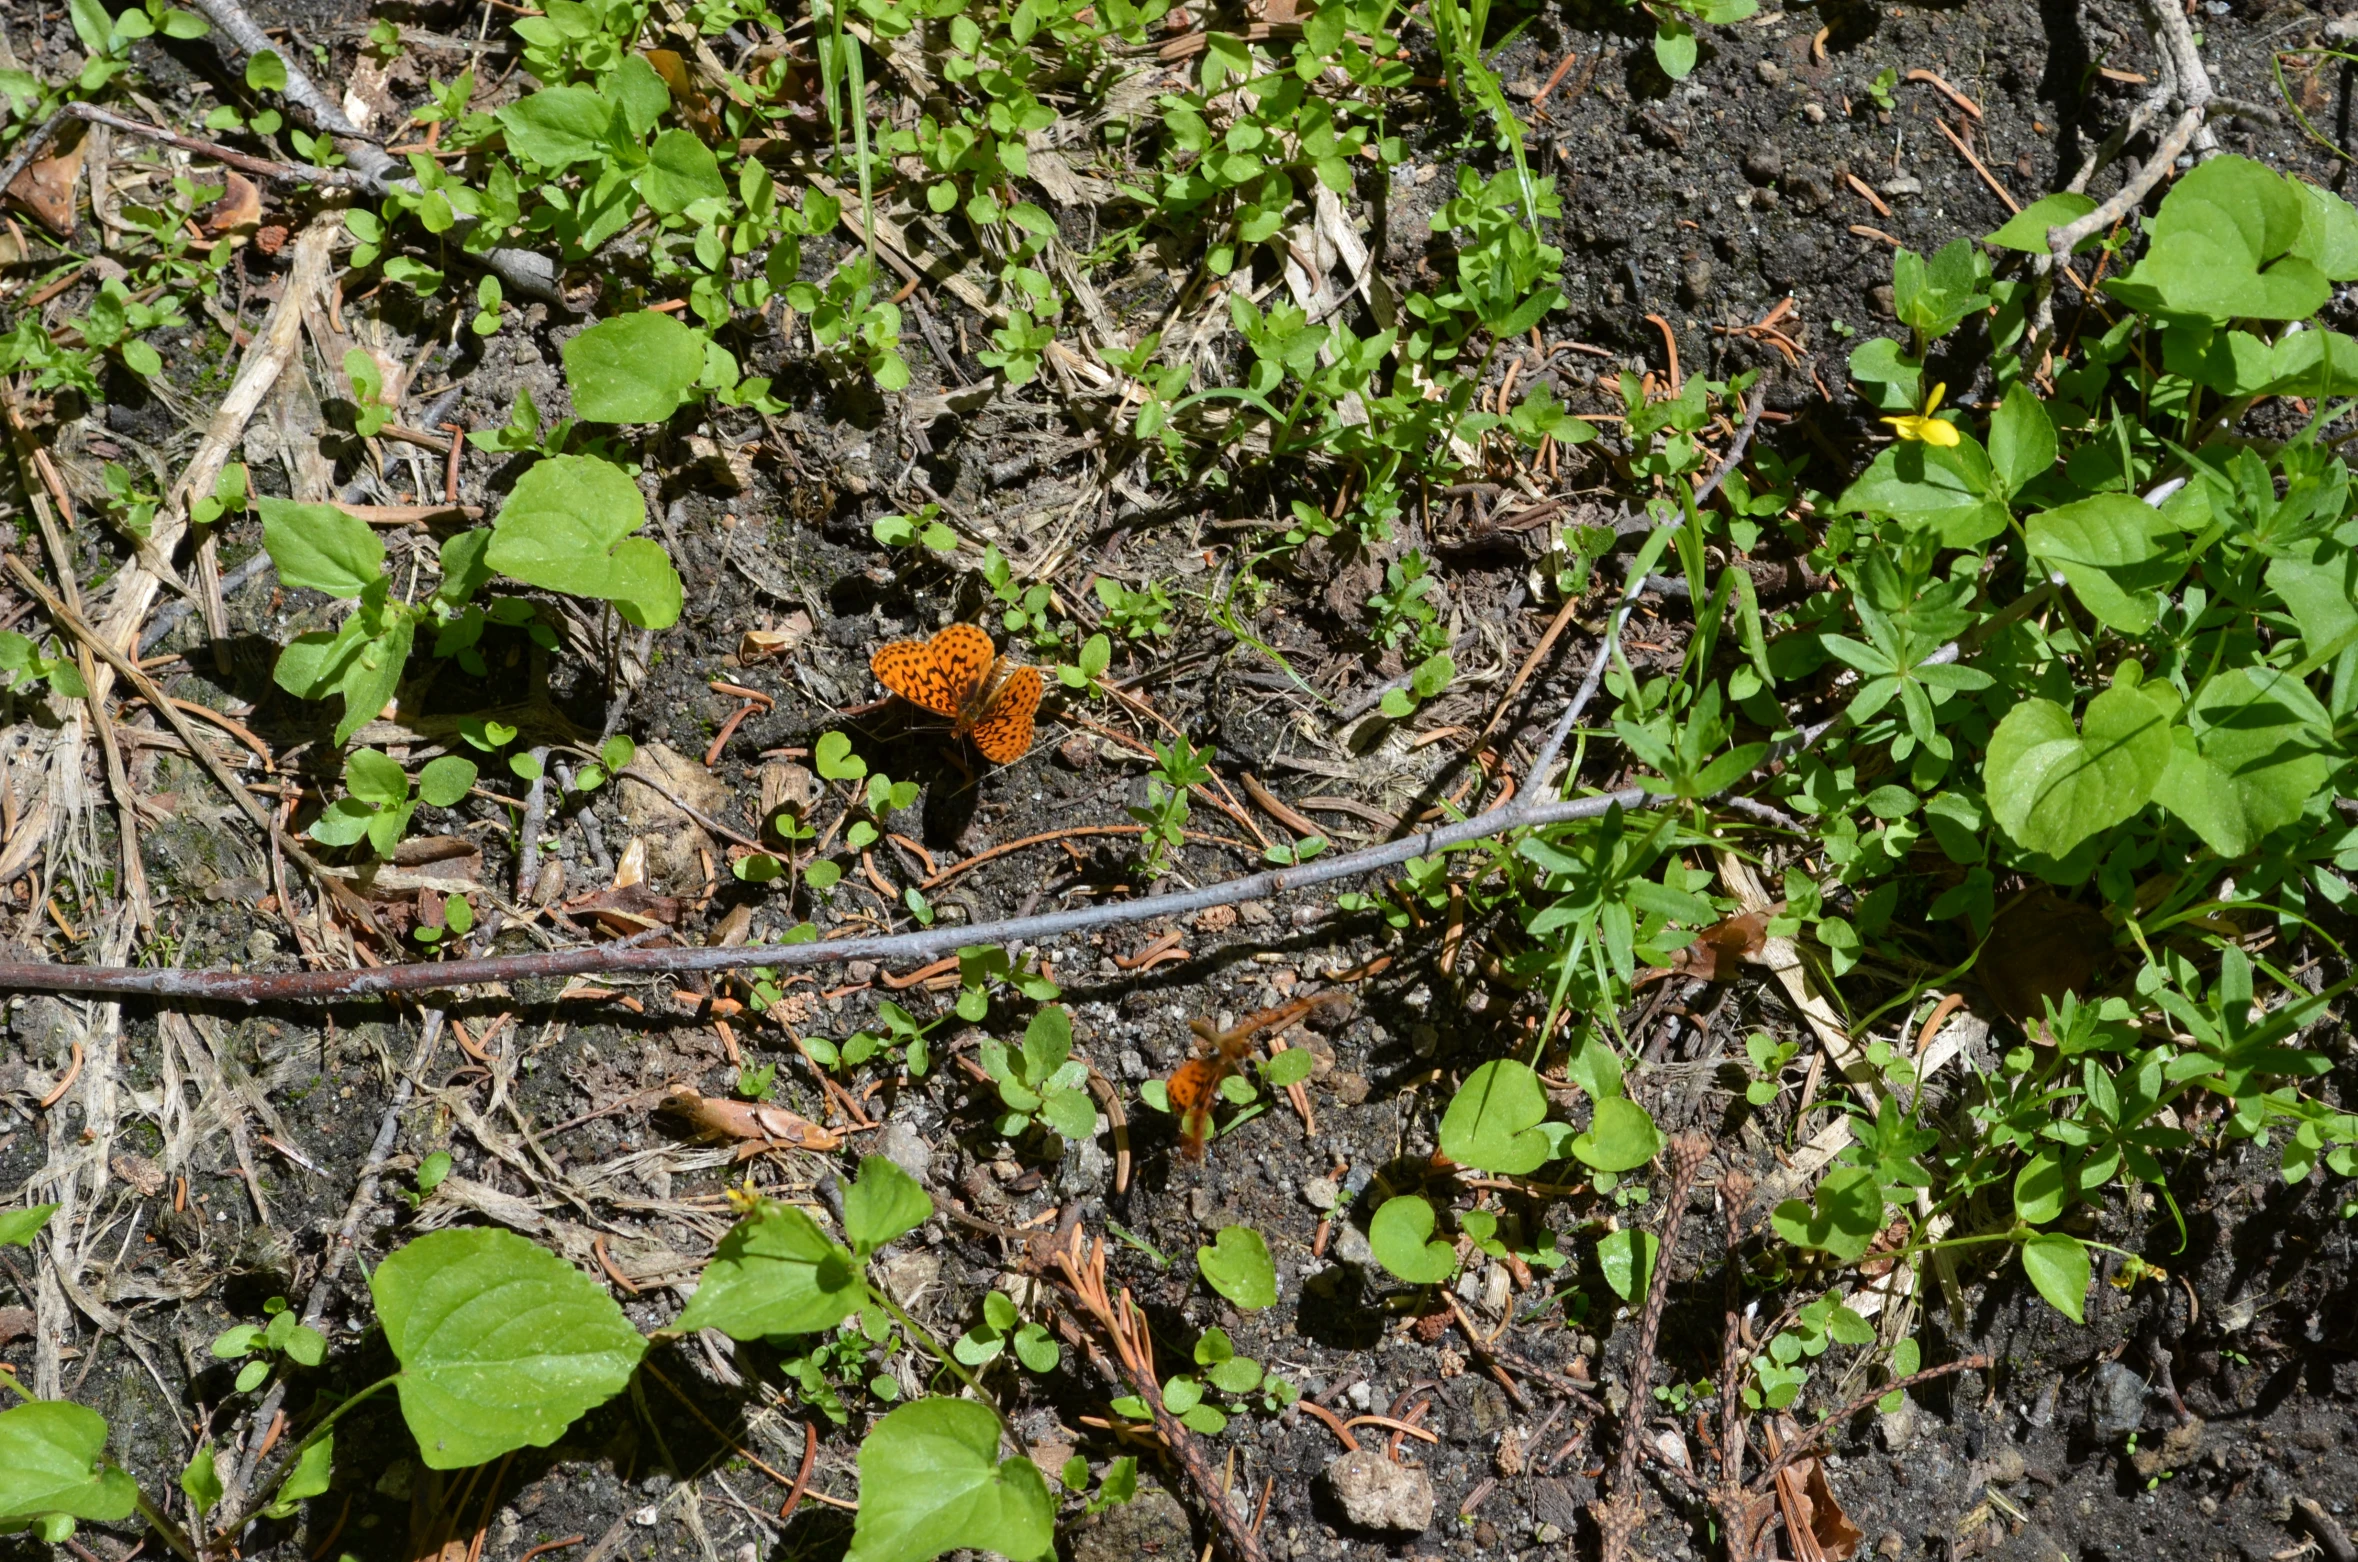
[1882, 382, 1961, 448]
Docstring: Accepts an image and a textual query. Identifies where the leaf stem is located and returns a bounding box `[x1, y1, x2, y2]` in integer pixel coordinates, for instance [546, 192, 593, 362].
[133, 1486, 202, 1562]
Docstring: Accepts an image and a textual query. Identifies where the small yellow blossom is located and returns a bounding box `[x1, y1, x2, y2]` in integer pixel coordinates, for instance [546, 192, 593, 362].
[1882, 382, 1961, 448]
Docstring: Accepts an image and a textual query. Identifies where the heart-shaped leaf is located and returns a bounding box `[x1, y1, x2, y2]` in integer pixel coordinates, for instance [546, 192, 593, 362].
[2152, 666, 2333, 857]
[2025, 494, 2184, 633]
[1986, 676, 2175, 859]
[1437, 1060, 1555, 1175]
[372, 1227, 646, 1469]
[1367, 1195, 1457, 1285]
[1197, 1224, 1277, 1310]
[487, 454, 683, 629]
[561, 311, 705, 425]
[847, 1398, 1054, 1562]
[0, 1403, 138, 1530]
[1571, 1096, 1663, 1173]
[677, 1198, 865, 1339]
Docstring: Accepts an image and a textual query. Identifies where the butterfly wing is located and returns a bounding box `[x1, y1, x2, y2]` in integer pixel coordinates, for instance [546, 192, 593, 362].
[968, 665, 1040, 764]
[871, 639, 962, 718]
[931, 624, 999, 719]
[1166, 1058, 1220, 1162]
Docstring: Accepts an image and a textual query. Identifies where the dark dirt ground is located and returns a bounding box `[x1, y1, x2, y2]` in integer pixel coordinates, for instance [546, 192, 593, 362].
[3, 0, 2358, 1559]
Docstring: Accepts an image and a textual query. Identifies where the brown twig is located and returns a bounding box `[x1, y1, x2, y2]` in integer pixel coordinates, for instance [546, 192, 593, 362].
[1745, 1354, 1991, 1493]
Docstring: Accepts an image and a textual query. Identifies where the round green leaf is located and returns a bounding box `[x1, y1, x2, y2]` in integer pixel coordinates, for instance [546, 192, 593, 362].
[0, 1403, 138, 1528]
[1437, 1060, 1553, 1175]
[847, 1398, 1054, 1562]
[1197, 1224, 1278, 1310]
[1571, 1096, 1663, 1174]
[416, 756, 478, 809]
[561, 311, 705, 425]
[2020, 1231, 2090, 1324]
[639, 128, 726, 214]
[678, 1198, 864, 1339]
[371, 1227, 647, 1469]
[1367, 1195, 1457, 1285]
[496, 86, 611, 168]
[2013, 1151, 2065, 1225]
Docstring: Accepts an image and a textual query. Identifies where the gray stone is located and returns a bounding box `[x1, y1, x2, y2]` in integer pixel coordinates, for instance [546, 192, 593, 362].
[1468, 1379, 1513, 1435]
[1882, 175, 1923, 197]
[878, 1121, 933, 1185]
[1756, 58, 1785, 85]
[1071, 1483, 1194, 1562]
[2089, 1360, 2147, 1438]
[1876, 1404, 1919, 1452]
[1302, 1176, 1341, 1211]
[1332, 1222, 1375, 1270]
[1742, 147, 1781, 185]
[1679, 257, 1714, 305]
[1325, 1449, 1434, 1532]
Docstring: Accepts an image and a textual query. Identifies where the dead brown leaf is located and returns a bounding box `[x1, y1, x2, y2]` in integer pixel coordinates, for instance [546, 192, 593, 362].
[8, 129, 84, 237]
[0, 1306, 32, 1345]
[660, 1084, 843, 1150]
[1978, 888, 2114, 1030]
[201, 172, 262, 235]
[1769, 1416, 1862, 1562]
[111, 1151, 166, 1196]
[1634, 909, 1768, 989]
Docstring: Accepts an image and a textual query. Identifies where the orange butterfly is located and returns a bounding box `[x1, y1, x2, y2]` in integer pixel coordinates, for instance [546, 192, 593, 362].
[1168, 991, 1349, 1161]
[870, 623, 1041, 765]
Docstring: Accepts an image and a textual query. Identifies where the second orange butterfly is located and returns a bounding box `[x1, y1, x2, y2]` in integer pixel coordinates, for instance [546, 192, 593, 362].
[870, 623, 1040, 765]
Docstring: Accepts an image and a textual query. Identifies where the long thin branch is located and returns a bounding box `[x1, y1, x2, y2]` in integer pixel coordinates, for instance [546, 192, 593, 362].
[1592, 1135, 1711, 1562]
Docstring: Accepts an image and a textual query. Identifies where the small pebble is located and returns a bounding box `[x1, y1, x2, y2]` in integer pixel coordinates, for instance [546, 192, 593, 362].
[1756, 58, 1785, 85]
[1803, 102, 1827, 124]
[1302, 1176, 1340, 1211]
[1347, 1381, 1374, 1410]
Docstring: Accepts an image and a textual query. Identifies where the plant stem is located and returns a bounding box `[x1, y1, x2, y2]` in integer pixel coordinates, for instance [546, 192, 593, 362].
[133, 1487, 202, 1562]
[865, 1283, 997, 1415]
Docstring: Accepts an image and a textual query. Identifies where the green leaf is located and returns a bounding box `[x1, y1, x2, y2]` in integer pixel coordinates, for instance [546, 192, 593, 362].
[1011, 1323, 1060, 1373]
[1571, 1096, 1663, 1173]
[2025, 494, 2182, 633]
[2020, 1232, 2089, 1324]
[1987, 382, 2056, 493]
[0, 1403, 137, 1530]
[2152, 666, 2334, 857]
[1596, 1227, 1657, 1304]
[344, 747, 409, 808]
[258, 499, 386, 598]
[497, 86, 612, 167]
[1197, 1224, 1278, 1310]
[261, 1432, 332, 1520]
[180, 1446, 223, 1513]
[1261, 1048, 1316, 1088]
[2013, 1151, 2065, 1224]
[1437, 1060, 1555, 1175]
[1039, 1087, 1097, 1142]
[245, 48, 287, 92]
[1367, 1195, 1456, 1284]
[1770, 1165, 1885, 1264]
[1986, 676, 2175, 859]
[0, 1204, 56, 1247]
[847, 1399, 1054, 1562]
[1984, 191, 2100, 253]
[639, 128, 726, 214]
[676, 1199, 864, 1339]
[815, 732, 867, 782]
[843, 1154, 933, 1256]
[488, 454, 682, 629]
[416, 756, 478, 809]
[561, 311, 705, 424]
[371, 1227, 647, 1469]
[1834, 438, 2007, 547]
[608, 52, 670, 138]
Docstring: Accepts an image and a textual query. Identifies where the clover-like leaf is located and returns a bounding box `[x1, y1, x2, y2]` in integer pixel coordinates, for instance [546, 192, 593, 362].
[1197, 1224, 1277, 1310]
[2020, 1231, 2090, 1324]
[487, 454, 683, 630]
[561, 311, 705, 425]
[0, 1403, 138, 1530]
[371, 1227, 647, 1469]
[1367, 1195, 1457, 1285]
[843, 1154, 933, 1255]
[847, 1398, 1054, 1562]
[679, 1198, 865, 1339]
[1437, 1060, 1554, 1175]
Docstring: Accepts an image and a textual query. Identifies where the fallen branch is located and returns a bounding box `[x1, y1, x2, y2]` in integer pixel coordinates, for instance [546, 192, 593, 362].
[1592, 1134, 1710, 1562]
[0, 101, 372, 198]
[0, 783, 1655, 1001]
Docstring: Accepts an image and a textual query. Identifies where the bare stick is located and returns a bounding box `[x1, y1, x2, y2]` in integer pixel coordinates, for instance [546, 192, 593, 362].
[57, 102, 371, 187]
[0, 782, 1655, 1001]
[1744, 1353, 1991, 1492]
